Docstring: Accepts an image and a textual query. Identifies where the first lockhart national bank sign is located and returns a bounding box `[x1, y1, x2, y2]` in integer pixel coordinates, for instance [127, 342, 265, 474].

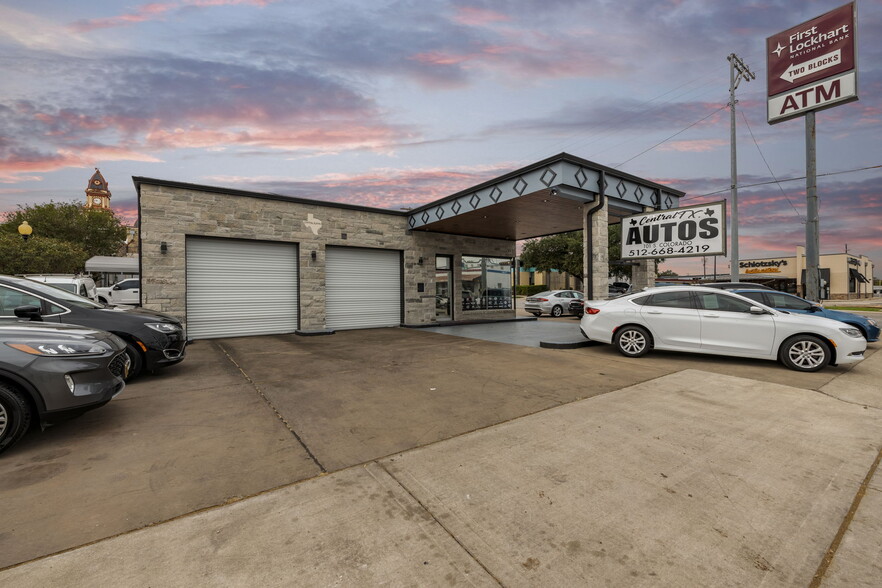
[767, 2, 858, 124]
[621, 201, 726, 261]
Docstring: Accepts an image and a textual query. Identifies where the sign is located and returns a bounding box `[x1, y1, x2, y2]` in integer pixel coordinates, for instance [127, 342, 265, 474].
[767, 2, 857, 124]
[621, 201, 726, 260]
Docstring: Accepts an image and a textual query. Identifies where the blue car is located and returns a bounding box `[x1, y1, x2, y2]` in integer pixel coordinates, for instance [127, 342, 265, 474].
[732, 289, 880, 342]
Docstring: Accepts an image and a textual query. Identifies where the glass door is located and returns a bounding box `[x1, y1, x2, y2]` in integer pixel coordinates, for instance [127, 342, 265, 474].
[435, 255, 453, 320]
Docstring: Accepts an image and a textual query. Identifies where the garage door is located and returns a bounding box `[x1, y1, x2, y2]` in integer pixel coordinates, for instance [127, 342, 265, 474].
[186, 238, 298, 339]
[325, 247, 401, 330]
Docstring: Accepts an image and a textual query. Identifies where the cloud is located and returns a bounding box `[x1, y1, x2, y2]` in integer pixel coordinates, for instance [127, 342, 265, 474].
[69, 0, 280, 32]
[0, 54, 418, 180]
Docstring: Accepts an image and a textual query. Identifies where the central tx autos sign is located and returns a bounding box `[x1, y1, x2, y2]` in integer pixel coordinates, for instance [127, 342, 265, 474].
[767, 2, 857, 124]
[621, 201, 726, 260]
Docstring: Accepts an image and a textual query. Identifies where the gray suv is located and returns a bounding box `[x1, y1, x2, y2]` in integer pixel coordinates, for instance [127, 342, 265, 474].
[0, 321, 129, 455]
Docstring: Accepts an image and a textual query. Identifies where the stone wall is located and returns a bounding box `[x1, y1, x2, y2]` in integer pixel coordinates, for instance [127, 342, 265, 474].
[138, 182, 515, 331]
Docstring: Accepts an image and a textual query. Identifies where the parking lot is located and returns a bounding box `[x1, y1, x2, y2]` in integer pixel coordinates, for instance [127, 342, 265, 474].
[1, 322, 880, 585]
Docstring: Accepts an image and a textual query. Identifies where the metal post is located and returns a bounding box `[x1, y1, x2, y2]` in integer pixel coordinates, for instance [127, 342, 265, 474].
[805, 111, 820, 302]
[729, 57, 738, 282]
[726, 54, 754, 283]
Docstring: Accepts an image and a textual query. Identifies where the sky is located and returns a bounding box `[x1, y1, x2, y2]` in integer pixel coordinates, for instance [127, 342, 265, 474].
[1, 0, 880, 279]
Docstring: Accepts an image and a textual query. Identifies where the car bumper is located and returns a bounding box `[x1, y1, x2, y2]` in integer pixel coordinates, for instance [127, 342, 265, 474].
[137, 327, 187, 371]
[26, 352, 127, 420]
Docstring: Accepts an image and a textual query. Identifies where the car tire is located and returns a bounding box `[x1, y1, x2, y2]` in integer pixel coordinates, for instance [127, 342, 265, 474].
[614, 325, 651, 358]
[124, 342, 144, 381]
[779, 335, 830, 372]
[551, 305, 563, 317]
[0, 383, 32, 456]
[97, 296, 108, 305]
[530, 312, 541, 317]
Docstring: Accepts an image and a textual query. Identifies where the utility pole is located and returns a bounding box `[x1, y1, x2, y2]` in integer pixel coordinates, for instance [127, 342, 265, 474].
[728, 53, 756, 283]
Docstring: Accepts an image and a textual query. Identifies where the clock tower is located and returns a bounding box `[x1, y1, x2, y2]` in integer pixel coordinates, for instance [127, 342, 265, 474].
[85, 168, 111, 210]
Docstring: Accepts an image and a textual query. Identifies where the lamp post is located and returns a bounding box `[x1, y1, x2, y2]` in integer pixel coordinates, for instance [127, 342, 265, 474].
[17, 221, 33, 241]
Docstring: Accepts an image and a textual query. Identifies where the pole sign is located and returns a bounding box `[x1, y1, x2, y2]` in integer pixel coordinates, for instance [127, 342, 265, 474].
[767, 2, 857, 124]
[621, 201, 727, 260]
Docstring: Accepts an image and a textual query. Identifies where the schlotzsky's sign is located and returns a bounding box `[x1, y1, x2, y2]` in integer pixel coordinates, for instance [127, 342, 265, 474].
[767, 2, 858, 124]
[621, 201, 726, 260]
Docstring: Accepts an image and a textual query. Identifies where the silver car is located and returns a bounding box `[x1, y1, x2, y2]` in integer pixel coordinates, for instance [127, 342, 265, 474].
[524, 290, 585, 317]
[0, 321, 129, 455]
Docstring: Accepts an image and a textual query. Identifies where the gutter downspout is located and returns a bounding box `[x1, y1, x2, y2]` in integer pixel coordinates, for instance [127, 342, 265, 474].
[584, 171, 606, 298]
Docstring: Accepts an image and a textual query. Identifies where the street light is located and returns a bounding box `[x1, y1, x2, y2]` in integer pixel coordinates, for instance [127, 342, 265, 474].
[17, 221, 33, 241]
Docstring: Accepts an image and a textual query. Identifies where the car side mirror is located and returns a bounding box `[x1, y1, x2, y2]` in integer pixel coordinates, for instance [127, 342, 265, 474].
[810, 305, 823, 312]
[749, 306, 768, 315]
[14, 305, 43, 321]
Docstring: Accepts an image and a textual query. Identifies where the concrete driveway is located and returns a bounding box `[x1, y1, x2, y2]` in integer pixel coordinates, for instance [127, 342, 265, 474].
[0, 326, 879, 586]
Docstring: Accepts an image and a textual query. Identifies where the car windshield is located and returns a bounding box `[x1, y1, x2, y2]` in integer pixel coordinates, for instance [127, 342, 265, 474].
[50, 283, 78, 293]
[14, 277, 103, 309]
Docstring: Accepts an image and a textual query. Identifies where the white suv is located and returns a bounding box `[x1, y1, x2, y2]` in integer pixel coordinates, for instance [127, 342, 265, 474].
[96, 278, 140, 306]
[23, 275, 98, 301]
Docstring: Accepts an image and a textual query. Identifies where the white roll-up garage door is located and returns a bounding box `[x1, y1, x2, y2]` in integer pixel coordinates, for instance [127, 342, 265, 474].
[186, 238, 298, 339]
[325, 247, 401, 330]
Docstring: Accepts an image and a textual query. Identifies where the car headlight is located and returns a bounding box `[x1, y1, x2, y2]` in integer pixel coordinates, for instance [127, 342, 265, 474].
[840, 327, 863, 339]
[145, 322, 180, 334]
[5, 340, 111, 356]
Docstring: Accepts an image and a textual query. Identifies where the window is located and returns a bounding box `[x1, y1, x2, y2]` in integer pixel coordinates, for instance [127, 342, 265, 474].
[646, 290, 695, 309]
[696, 292, 755, 313]
[0, 286, 43, 316]
[737, 292, 767, 305]
[462, 256, 513, 310]
[766, 292, 813, 311]
[631, 295, 650, 306]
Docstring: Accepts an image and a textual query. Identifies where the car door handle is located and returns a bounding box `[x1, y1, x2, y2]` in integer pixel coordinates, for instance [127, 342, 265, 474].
[646, 310, 663, 314]
[703, 313, 720, 318]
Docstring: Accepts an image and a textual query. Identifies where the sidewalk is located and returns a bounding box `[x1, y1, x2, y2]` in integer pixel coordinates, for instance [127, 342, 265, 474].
[2, 350, 879, 586]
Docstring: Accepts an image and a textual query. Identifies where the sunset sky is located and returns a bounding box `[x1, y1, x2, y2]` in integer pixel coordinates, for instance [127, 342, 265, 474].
[1, 0, 880, 278]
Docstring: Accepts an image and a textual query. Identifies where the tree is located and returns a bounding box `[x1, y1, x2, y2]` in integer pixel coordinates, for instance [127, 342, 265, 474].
[520, 231, 584, 280]
[657, 269, 679, 277]
[0, 233, 89, 274]
[0, 201, 127, 274]
[520, 225, 662, 281]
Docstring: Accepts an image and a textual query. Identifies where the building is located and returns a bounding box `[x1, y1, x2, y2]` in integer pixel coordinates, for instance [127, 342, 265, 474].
[134, 153, 683, 339]
[84, 168, 140, 256]
[736, 246, 874, 299]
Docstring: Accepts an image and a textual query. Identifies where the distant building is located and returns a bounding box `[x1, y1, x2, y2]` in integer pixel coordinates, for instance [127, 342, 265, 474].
[83, 168, 139, 256]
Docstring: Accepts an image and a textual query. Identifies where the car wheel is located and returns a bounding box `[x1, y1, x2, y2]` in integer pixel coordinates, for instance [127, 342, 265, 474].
[97, 296, 108, 305]
[0, 383, 32, 456]
[551, 305, 563, 317]
[530, 312, 541, 317]
[614, 325, 651, 358]
[780, 335, 830, 372]
[124, 342, 144, 381]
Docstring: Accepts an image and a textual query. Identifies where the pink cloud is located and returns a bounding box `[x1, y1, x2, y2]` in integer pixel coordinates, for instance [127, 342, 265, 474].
[0, 147, 159, 183]
[452, 7, 511, 26]
[69, 0, 278, 32]
[659, 139, 727, 153]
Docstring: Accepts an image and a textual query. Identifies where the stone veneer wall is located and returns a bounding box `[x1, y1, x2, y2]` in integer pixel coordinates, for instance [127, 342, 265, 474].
[138, 183, 515, 332]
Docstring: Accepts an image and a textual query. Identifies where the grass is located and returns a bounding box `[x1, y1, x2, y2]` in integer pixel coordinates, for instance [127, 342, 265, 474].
[825, 306, 881, 312]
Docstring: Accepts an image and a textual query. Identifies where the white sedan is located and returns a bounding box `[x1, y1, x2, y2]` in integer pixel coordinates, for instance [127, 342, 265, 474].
[524, 290, 584, 317]
[580, 286, 866, 372]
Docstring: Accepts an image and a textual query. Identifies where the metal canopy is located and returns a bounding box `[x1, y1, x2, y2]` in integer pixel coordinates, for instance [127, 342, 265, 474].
[407, 153, 684, 241]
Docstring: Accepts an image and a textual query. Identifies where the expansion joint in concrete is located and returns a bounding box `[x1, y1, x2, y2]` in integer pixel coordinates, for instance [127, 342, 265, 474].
[809, 443, 882, 587]
[377, 461, 504, 587]
[215, 342, 327, 473]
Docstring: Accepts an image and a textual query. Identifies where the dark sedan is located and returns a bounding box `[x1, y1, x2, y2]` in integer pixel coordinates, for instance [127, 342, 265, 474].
[0, 275, 186, 380]
[0, 321, 128, 455]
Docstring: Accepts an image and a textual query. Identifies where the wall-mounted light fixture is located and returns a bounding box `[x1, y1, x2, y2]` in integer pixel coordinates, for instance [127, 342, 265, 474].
[311, 250, 317, 261]
[160, 241, 168, 254]
[18, 221, 33, 241]
[418, 257, 424, 265]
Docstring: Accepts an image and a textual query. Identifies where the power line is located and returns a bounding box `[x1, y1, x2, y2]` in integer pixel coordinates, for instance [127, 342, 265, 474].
[739, 109, 805, 223]
[613, 104, 729, 169]
[681, 163, 882, 201]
